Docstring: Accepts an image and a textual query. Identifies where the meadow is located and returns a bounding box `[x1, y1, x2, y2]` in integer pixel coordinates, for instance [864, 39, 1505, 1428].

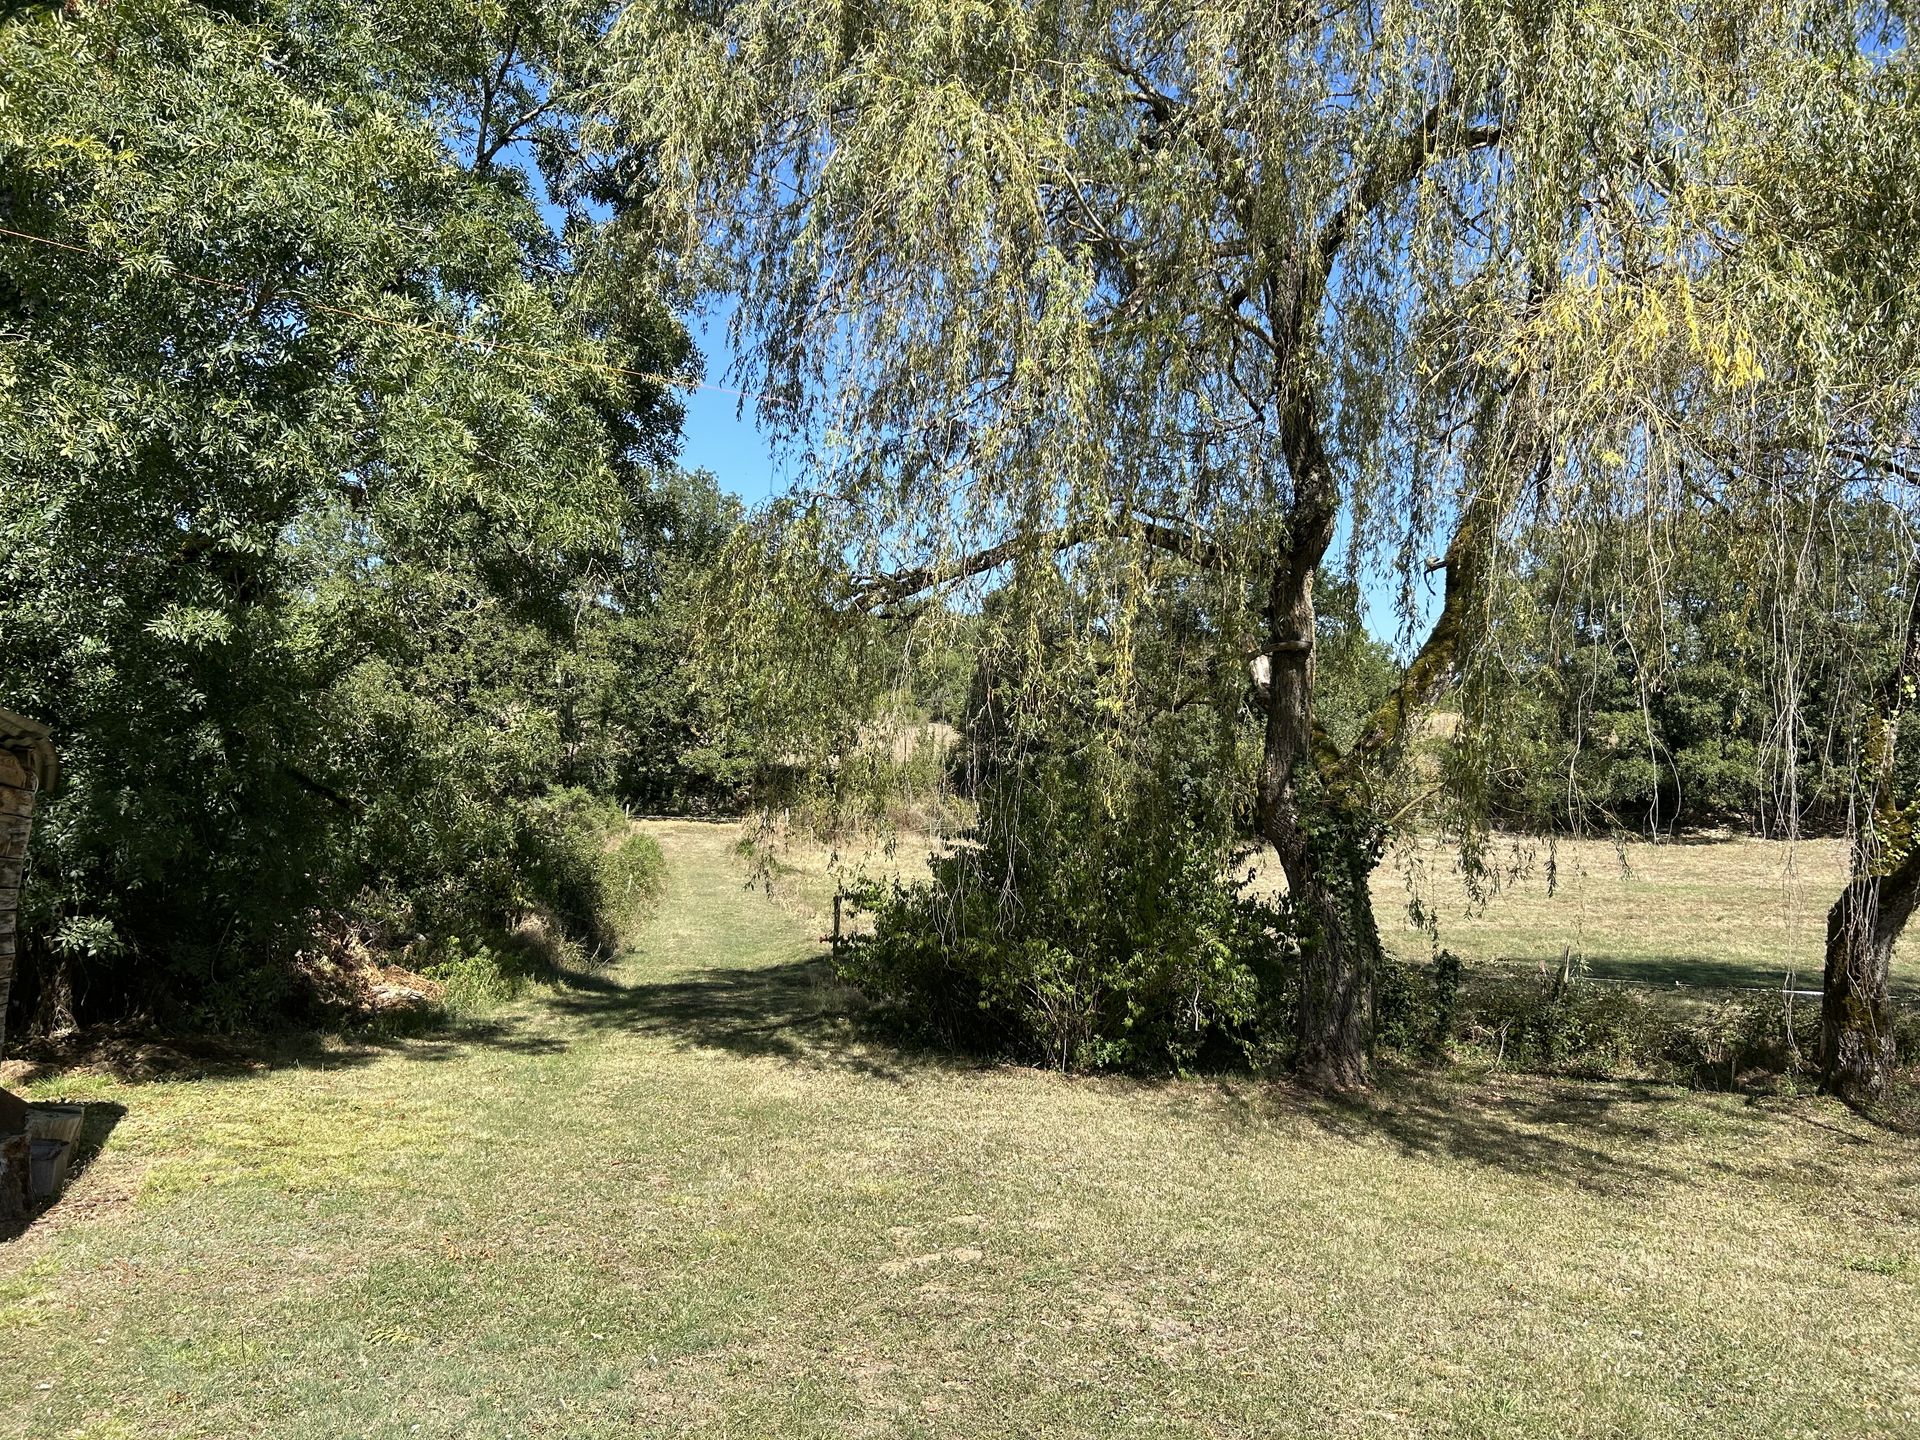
[773, 827, 1915, 995]
[3, 822, 1917, 1439]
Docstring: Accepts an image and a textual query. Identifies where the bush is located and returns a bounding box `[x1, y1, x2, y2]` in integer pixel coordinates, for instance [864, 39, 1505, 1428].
[396, 806, 665, 1018]
[837, 722, 1297, 1077]
[597, 830, 668, 943]
[1374, 951, 1463, 1060]
[841, 850, 1292, 1072]
[1438, 970, 1915, 1087]
[514, 790, 631, 953]
[503, 789, 666, 959]
[419, 936, 526, 1014]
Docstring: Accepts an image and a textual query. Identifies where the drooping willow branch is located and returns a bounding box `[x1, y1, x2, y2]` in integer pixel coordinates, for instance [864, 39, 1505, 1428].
[845, 511, 1232, 612]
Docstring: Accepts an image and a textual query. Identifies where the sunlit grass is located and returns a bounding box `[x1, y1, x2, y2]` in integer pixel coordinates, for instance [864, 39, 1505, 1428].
[1369, 834, 1916, 993]
[2, 821, 1917, 1438]
[777, 825, 1912, 993]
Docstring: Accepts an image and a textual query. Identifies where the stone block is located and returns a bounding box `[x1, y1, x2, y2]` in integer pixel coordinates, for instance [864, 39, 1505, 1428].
[0, 1131, 28, 1227]
[0, 753, 26, 790]
[28, 1138, 70, 1201]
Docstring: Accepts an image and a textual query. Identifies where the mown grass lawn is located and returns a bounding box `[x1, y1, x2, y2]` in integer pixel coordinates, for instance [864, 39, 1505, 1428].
[4, 821, 1918, 1439]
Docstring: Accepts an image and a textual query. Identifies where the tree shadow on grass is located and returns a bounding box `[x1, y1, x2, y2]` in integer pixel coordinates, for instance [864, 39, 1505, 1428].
[545, 955, 970, 1084]
[15, 947, 1906, 1210]
[1177, 1071, 1705, 1198]
[555, 953, 1746, 1198]
[1274, 1067, 1920, 1202]
[0, 1011, 573, 1089]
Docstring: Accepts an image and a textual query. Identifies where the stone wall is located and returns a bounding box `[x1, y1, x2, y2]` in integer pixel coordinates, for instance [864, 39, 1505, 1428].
[0, 744, 35, 1070]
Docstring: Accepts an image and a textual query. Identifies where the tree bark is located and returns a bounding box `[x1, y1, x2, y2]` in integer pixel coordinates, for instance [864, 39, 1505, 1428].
[1821, 573, 1920, 1103]
[1253, 423, 1384, 1087]
[1821, 851, 1919, 1102]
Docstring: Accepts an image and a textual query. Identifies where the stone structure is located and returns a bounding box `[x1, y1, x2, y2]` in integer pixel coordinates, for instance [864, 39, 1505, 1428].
[0, 711, 56, 1222]
[0, 710, 55, 1072]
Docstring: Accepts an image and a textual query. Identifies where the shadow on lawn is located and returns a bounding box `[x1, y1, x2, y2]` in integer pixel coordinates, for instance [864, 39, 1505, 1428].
[533, 950, 1911, 1197]
[563, 954, 1729, 1197]
[1302, 1077, 1704, 1196]
[0, 1100, 125, 1243]
[546, 956, 961, 1084]
[0, 1010, 573, 1089]
[1478, 951, 1919, 996]
[16, 945, 1905, 1207]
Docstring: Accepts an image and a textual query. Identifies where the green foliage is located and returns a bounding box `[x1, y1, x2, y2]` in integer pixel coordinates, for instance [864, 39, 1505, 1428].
[406, 800, 663, 1016]
[596, 829, 669, 944]
[1374, 951, 1463, 1060]
[609, 0, 1920, 766]
[1448, 973, 1920, 1087]
[419, 936, 526, 1015]
[606, 2, 1920, 1088]
[842, 828, 1292, 1074]
[1311, 579, 1402, 757]
[0, 0, 709, 1031]
[1453, 499, 1918, 836]
[837, 603, 1294, 1072]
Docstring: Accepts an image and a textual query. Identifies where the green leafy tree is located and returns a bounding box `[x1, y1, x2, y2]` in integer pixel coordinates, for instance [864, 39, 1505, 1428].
[0, 0, 697, 1025]
[1464, 499, 1912, 837]
[609, 0, 1917, 1085]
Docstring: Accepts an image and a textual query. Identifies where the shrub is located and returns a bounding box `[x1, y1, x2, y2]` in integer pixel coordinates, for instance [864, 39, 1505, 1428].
[1374, 951, 1463, 1060]
[841, 866, 1292, 1073]
[510, 789, 665, 957]
[1439, 970, 1911, 1088]
[419, 936, 526, 1014]
[597, 830, 668, 943]
[838, 792, 1295, 1072]
[404, 812, 664, 1017]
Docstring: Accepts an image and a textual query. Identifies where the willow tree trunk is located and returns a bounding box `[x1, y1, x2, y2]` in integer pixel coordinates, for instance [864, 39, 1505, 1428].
[1257, 555, 1381, 1089]
[1821, 854, 1919, 1101]
[1821, 576, 1920, 1104]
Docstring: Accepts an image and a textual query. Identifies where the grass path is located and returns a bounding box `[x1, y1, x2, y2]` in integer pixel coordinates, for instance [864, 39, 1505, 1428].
[4, 820, 1919, 1438]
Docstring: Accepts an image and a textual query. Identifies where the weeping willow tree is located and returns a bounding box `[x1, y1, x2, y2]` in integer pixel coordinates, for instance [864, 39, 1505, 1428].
[1438, 22, 1920, 1102]
[605, 1, 1919, 1086]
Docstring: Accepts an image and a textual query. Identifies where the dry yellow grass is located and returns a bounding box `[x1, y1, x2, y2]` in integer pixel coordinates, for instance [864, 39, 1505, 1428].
[2, 822, 1916, 1438]
[1364, 834, 1915, 992]
[775, 825, 1911, 993]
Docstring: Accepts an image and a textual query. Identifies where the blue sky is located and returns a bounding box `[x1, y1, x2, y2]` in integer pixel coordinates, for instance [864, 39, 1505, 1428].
[671, 318, 1422, 647]
[675, 317, 789, 505]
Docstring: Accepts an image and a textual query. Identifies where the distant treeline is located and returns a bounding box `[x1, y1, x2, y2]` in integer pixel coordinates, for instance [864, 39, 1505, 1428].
[1457, 502, 1913, 838]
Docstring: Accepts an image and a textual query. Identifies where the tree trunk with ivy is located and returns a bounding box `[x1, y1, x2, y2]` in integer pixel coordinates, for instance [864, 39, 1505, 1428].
[1822, 858, 1918, 1102]
[1821, 577, 1920, 1104]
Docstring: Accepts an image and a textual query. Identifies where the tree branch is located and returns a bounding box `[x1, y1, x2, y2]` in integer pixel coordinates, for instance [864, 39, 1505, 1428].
[847, 513, 1232, 611]
[1314, 101, 1503, 277]
[1336, 483, 1498, 771]
[472, 27, 521, 175]
[1835, 443, 1920, 492]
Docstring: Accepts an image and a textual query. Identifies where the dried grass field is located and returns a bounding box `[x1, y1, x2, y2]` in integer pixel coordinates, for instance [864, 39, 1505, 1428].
[3, 823, 1916, 1439]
